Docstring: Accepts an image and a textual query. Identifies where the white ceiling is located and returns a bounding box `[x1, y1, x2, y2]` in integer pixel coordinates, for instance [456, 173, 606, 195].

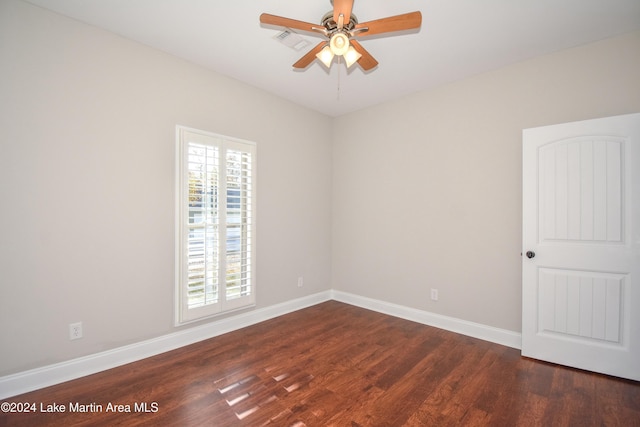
[22, 0, 640, 117]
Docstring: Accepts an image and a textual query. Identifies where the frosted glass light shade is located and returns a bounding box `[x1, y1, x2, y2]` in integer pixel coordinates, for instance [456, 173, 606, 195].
[316, 45, 334, 68]
[344, 45, 362, 68]
[329, 33, 350, 56]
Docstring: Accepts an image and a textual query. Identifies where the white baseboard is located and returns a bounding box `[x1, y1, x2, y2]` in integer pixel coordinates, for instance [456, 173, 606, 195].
[330, 290, 522, 350]
[0, 291, 332, 400]
[0, 290, 521, 399]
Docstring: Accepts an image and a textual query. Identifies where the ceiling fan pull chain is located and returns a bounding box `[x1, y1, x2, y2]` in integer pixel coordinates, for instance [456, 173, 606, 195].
[336, 56, 342, 101]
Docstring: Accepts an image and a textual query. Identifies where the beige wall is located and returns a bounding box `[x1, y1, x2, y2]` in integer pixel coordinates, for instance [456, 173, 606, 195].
[0, 0, 332, 376]
[332, 30, 640, 332]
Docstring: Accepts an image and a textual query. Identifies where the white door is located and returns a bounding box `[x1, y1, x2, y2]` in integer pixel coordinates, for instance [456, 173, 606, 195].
[522, 113, 640, 381]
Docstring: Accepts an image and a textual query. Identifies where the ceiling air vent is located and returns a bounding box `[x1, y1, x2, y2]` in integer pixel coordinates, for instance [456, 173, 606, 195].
[274, 29, 311, 51]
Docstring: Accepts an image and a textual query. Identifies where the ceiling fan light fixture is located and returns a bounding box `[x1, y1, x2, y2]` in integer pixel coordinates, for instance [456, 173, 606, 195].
[316, 45, 335, 68]
[260, 6, 421, 72]
[344, 45, 362, 68]
[329, 32, 350, 56]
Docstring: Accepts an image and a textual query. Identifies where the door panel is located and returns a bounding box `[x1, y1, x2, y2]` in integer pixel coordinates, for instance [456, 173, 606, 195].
[522, 113, 640, 381]
[539, 137, 623, 243]
[538, 268, 625, 343]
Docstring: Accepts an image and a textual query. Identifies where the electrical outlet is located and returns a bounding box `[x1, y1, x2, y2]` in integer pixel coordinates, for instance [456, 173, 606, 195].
[69, 322, 83, 340]
[297, 276, 304, 287]
[430, 289, 439, 301]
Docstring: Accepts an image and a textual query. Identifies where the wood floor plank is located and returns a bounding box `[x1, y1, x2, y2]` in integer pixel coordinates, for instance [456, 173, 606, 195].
[424, 345, 500, 425]
[1, 301, 639, 426]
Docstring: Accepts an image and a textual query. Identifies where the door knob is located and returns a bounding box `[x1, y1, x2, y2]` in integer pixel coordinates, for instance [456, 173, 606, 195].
[526, 251, 535, 259]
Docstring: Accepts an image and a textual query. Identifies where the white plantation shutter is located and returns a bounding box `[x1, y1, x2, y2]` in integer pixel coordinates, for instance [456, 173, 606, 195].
[224, 146, 254, 302]
[176, 127, 256, 324]
[186, 140, 220, 310]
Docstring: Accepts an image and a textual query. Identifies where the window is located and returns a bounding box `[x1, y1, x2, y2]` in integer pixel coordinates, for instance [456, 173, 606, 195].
[175, 126, 256, 324]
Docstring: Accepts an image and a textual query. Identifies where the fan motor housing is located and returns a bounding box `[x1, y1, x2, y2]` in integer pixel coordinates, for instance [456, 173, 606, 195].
[320, 11, 358, 33]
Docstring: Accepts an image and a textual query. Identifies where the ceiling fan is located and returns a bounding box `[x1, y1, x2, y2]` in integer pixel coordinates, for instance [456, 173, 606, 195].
[260, 0, 422, 71]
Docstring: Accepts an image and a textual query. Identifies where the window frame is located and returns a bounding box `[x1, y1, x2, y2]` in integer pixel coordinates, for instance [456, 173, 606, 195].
[175, 125, 256, 325]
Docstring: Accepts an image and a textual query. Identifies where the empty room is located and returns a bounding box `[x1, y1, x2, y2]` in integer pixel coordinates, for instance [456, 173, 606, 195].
[1, 0, 639, 425]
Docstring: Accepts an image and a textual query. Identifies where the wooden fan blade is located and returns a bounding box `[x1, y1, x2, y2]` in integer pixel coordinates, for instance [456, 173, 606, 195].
[350, 39, 378, 71]
[260, 13, 320, 34]
[354, 11, 422, 37]
[333, 0, 354, 27]
[293, 42, 326, 69]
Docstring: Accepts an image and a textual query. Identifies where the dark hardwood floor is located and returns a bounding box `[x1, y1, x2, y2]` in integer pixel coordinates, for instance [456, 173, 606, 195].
[2, 301, 639, 426]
